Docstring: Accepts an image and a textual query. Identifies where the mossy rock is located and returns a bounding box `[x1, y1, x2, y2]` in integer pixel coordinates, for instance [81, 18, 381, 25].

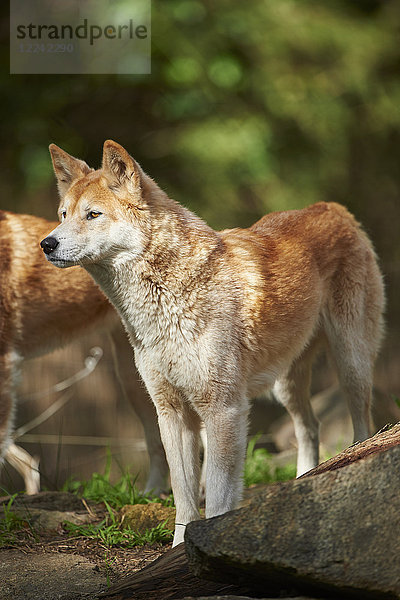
[120, 503, 175, 534]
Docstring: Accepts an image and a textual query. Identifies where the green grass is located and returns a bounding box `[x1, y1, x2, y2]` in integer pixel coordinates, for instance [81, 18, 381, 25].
[0, 495, 25, 543]
[62, 453, 174, 548]
[64, 500, 173, 547]
[0, 494, 38, 547]
[62, 450, 173, 510]
[244, 435, 296, 487]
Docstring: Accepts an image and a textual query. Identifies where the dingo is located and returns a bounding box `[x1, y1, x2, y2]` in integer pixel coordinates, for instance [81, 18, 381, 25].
[0, 210, 168, 495]
[42, 140, 384, 546]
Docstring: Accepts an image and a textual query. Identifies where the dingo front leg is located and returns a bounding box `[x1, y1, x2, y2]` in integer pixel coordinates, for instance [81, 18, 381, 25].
[141, 370, 202, 546]
[202, 397, 249, 519]
[157, 397, 202, 546]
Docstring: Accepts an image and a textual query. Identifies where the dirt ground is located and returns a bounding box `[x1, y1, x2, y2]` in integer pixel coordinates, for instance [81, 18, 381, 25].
[0, 493, 170, 600]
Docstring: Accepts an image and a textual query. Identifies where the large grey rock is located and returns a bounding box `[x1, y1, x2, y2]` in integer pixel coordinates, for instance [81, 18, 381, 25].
[185, 439, 400, 599]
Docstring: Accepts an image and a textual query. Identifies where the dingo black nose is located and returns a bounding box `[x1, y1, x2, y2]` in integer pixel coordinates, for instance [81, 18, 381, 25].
[41, 236, 59, 255]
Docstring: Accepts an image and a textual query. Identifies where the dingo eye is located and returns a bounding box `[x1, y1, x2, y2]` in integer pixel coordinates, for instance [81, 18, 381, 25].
[60, 210, 66, 221]
[87, 211, 102, 220]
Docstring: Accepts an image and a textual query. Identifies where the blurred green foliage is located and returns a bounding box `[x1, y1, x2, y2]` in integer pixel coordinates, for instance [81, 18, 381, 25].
[1, 0, 399, 350]
[244, 435, 296, 487]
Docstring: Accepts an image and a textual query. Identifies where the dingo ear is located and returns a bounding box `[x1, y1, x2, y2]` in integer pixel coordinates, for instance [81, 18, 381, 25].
[102, 140, 142, 200]
[49, 144, 92, 198]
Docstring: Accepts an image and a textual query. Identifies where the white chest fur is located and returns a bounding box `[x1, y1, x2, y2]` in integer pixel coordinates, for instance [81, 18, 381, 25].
[90, 260, 215, 395]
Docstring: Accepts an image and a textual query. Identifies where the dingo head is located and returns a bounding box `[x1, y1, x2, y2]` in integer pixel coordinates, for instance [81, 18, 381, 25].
[41, 140, 151, 268]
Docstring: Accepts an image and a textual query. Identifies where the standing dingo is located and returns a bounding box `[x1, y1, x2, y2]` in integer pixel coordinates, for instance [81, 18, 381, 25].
[42, 140, 384, 546]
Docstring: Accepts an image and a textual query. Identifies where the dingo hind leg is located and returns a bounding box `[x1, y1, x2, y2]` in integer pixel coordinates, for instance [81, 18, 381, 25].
[324, 248, 384, 444]
[0, 353, 40, 494]
[274, 343, 320, 477]
[0, 354, 16, 460]
[5, 443, 40, 495]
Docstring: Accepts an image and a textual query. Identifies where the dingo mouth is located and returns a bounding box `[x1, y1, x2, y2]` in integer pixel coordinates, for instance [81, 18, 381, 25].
[45, 255, 76, 268]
